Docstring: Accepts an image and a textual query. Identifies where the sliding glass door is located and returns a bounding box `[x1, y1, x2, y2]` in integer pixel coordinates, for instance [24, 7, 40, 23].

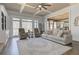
[12, 18, 33, 36]
[22, 19, 32, 32]
[34, 20, 38, 28]
[12, 18, 20, 36]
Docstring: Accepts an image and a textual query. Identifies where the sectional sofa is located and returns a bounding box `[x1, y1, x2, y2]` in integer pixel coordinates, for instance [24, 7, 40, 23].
[42, 29, 72, 45]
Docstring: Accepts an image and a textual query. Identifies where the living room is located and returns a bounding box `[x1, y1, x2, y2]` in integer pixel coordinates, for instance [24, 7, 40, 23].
[0, 3, 79, 55]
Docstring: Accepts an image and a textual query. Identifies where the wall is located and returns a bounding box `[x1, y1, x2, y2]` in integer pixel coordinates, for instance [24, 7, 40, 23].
[0, 5, 9, 44]
[70, 4, 79, 41]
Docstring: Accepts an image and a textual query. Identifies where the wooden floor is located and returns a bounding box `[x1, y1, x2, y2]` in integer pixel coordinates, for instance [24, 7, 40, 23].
[1, 37, 19, 55]
[1, 37, 79, 55]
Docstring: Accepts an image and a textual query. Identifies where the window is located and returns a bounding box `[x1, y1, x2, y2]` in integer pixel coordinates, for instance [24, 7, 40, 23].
[47, 21, 49, 31]
[54, 22, 57, 29]
[22, 19, 32, 32]
[13, 18, 20, 21]
[34, 20, 38, 28]
[12, 18, 20, 36]
[22, 19, 32, 22]
[47, 20, 53, 30]
[50, 21, 53, 30]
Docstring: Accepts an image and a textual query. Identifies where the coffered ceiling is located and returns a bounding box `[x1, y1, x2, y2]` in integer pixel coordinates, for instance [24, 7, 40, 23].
[1, 3, 70, 16]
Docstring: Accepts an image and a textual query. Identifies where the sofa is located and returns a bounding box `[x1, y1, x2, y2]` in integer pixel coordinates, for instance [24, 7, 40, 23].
[42, 29, 72, 45]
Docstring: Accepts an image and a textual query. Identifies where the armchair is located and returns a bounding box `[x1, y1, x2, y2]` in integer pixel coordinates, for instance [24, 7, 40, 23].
[19, 28, 28, 40]
[34, 28, 41, 37]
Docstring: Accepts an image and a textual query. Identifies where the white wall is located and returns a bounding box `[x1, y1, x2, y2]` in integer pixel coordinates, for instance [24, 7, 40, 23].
[70, 4, 79, 41]
[0, 5, 9, 44]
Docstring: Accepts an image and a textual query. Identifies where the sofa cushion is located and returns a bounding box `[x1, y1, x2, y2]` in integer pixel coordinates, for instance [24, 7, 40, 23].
[47, 30, 53, 35]
[48, 34, 67, 42]
[63, 30, 70, 34]
[53, 29, 58, 36]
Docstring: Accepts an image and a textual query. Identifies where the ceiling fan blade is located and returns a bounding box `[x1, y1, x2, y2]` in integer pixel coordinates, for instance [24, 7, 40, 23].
[41, 3, 51, 6]
[35, 4, 39, 9]
[25, 4, 35, 8]
[20, 3, 26, 13]
[42, 6, 47, 10]
[44, 4, 51, 6]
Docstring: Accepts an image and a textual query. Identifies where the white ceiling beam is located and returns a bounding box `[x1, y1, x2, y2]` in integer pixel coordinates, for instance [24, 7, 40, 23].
[20, 3, 26, 13]
[33, 10, 41, 17]
[25, 4, 35, 8]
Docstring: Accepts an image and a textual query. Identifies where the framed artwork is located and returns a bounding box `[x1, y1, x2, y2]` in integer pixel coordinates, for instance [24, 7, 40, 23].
[74, 16, 79, 26]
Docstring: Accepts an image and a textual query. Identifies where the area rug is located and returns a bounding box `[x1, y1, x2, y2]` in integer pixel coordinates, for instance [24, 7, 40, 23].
[17, 37, 72, 55]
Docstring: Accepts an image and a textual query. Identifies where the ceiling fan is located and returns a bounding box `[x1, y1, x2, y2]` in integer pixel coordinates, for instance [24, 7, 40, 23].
[19, 3, 52, 16]
[33, 3, 52, 17]
[35, 3, 51, 10]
